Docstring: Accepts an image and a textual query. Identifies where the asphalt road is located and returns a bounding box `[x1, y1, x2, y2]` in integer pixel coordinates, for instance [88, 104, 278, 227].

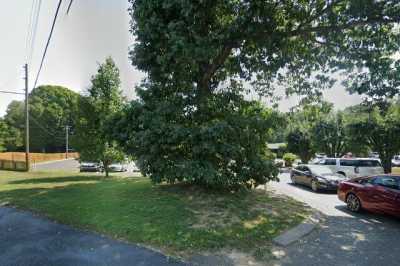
[0, 207, 184, 266]
[33, 158, 80, 172]
[270, 173, 400, 266]
[32, 159, 140, 176]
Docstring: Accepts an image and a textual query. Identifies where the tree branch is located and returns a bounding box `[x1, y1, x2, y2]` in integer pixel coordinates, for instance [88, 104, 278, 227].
[289, 16, 400, 37]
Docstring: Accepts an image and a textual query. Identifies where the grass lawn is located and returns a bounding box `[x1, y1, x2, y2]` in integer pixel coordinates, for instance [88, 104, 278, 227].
[0, 170, 310, 262]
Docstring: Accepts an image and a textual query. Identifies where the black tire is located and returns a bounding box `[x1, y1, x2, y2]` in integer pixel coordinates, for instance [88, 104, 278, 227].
[346, 193, 361, 212]
[311, 179, 319, 192]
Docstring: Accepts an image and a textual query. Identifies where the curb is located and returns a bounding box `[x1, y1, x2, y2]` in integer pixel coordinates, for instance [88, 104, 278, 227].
[273, 212, 322, 247]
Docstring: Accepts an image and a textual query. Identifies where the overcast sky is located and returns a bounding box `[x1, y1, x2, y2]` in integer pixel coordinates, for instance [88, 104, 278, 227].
[0, 0, 362, 117]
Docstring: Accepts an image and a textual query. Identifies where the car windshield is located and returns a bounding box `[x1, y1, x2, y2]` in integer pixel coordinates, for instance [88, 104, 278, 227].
[308, 165, 333, 175]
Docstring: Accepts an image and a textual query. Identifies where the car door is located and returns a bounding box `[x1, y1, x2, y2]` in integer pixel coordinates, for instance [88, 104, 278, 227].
[366, 176, 400, 215]
[292, 166, 304, 184]
[302, 166, 313, 186]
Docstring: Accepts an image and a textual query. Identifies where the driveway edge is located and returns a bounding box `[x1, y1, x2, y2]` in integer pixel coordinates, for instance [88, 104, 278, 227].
[273, 212, 322, 247]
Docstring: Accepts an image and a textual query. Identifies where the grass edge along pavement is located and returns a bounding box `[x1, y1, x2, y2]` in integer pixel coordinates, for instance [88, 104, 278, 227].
[0, 170, 311, 262]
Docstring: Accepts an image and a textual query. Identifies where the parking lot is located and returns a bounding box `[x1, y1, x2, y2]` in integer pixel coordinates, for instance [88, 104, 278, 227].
[270, 173, 400, 266]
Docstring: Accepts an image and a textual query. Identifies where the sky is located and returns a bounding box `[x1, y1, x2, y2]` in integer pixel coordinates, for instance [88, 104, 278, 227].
[0, 1, 362, 117]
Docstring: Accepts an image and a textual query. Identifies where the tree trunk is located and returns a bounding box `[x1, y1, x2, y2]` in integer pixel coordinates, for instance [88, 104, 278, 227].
[381, 156, 392, 174]
[103, 161, 109, 177]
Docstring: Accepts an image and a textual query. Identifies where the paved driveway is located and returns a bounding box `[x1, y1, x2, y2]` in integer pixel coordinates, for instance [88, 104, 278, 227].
[0, 207, 184, 266]
[32, 159, 140, 177]
[33, 159, 80, 172]
[270, 173, 400, 266]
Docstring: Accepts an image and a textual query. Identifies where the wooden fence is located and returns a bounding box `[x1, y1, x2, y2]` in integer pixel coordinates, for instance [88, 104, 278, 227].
[0, 152, 79, 171]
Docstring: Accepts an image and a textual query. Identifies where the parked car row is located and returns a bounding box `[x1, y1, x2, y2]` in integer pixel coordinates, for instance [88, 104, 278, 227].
[290, 163, 400, 218]
[79, 161, 139, 173]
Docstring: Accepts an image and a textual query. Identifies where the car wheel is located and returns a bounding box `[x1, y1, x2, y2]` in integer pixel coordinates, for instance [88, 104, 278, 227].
[311, 180, 319, 192]
[337, 172, 346, 178]
[346, 193, 361, 212]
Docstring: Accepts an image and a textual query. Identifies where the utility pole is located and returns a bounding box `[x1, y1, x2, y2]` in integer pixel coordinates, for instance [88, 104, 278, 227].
[24, 64, 30, 171]
[65, 125, 69, 159]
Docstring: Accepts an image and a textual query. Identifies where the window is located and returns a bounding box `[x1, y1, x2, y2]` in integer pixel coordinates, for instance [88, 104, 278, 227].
[373, 176, 399, 190]
[295, 166, 304, 172]
[340, 159, 357, 167]
[324, 159, 336, 166]
[357, 160, 382, 167]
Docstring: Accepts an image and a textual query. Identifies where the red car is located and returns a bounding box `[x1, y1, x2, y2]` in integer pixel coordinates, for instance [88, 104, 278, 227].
[338, 175, 400, 217]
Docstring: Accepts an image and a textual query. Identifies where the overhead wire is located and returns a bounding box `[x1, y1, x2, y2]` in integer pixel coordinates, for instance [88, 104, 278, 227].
[66, 0, 74, 15]
[24, 0, 37, 63]
[32, 0, 63, 90]
[28, 0, 43, 65]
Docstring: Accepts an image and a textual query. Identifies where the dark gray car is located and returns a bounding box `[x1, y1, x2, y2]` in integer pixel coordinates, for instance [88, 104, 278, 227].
[290, 164, 346, 192]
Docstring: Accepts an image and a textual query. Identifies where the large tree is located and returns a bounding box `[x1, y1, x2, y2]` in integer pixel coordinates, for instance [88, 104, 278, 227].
[286, 101, 332, 162]
[346, 103, 400, 173]
[3, 101, 24, 151]
[121, 1, 400, 189]
[2, 87, 79, 153]
[74, 57, 125, 177]
[29, 85, 80, 152]
[311, 112, 348, 157]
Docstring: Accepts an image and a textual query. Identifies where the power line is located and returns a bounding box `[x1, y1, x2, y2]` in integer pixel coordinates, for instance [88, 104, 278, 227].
[32, 0, 63, 90]
[28, 0, 43, 65]
[25, 0, 36, 62]
[0, 90, 24, 95]
[66, 0, 74, 15]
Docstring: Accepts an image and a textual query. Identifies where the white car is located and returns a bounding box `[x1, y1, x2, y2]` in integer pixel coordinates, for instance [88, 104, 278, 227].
[316, 158, 384, 178]
[108, 163, 127, 172]
[392, 155, 400, 167]
[131, 162, 140, 172]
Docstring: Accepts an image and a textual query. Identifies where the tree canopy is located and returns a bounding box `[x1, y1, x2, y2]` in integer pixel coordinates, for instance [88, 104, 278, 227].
[121, 0, 400, 189]
[29, 85, 80, 152]
[73, 57, 125, 177]
[1, 86, 79, 153]
[346, 102, 400, 173]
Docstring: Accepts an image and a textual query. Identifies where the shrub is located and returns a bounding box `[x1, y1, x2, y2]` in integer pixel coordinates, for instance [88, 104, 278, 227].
[283, 153, 297, 167]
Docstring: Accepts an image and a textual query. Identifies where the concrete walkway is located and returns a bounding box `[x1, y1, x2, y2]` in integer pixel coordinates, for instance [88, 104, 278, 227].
[0, 207, 184, 266]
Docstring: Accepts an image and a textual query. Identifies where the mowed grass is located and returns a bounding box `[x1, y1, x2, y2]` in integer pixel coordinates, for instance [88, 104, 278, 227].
[0, 170, 310, 260]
